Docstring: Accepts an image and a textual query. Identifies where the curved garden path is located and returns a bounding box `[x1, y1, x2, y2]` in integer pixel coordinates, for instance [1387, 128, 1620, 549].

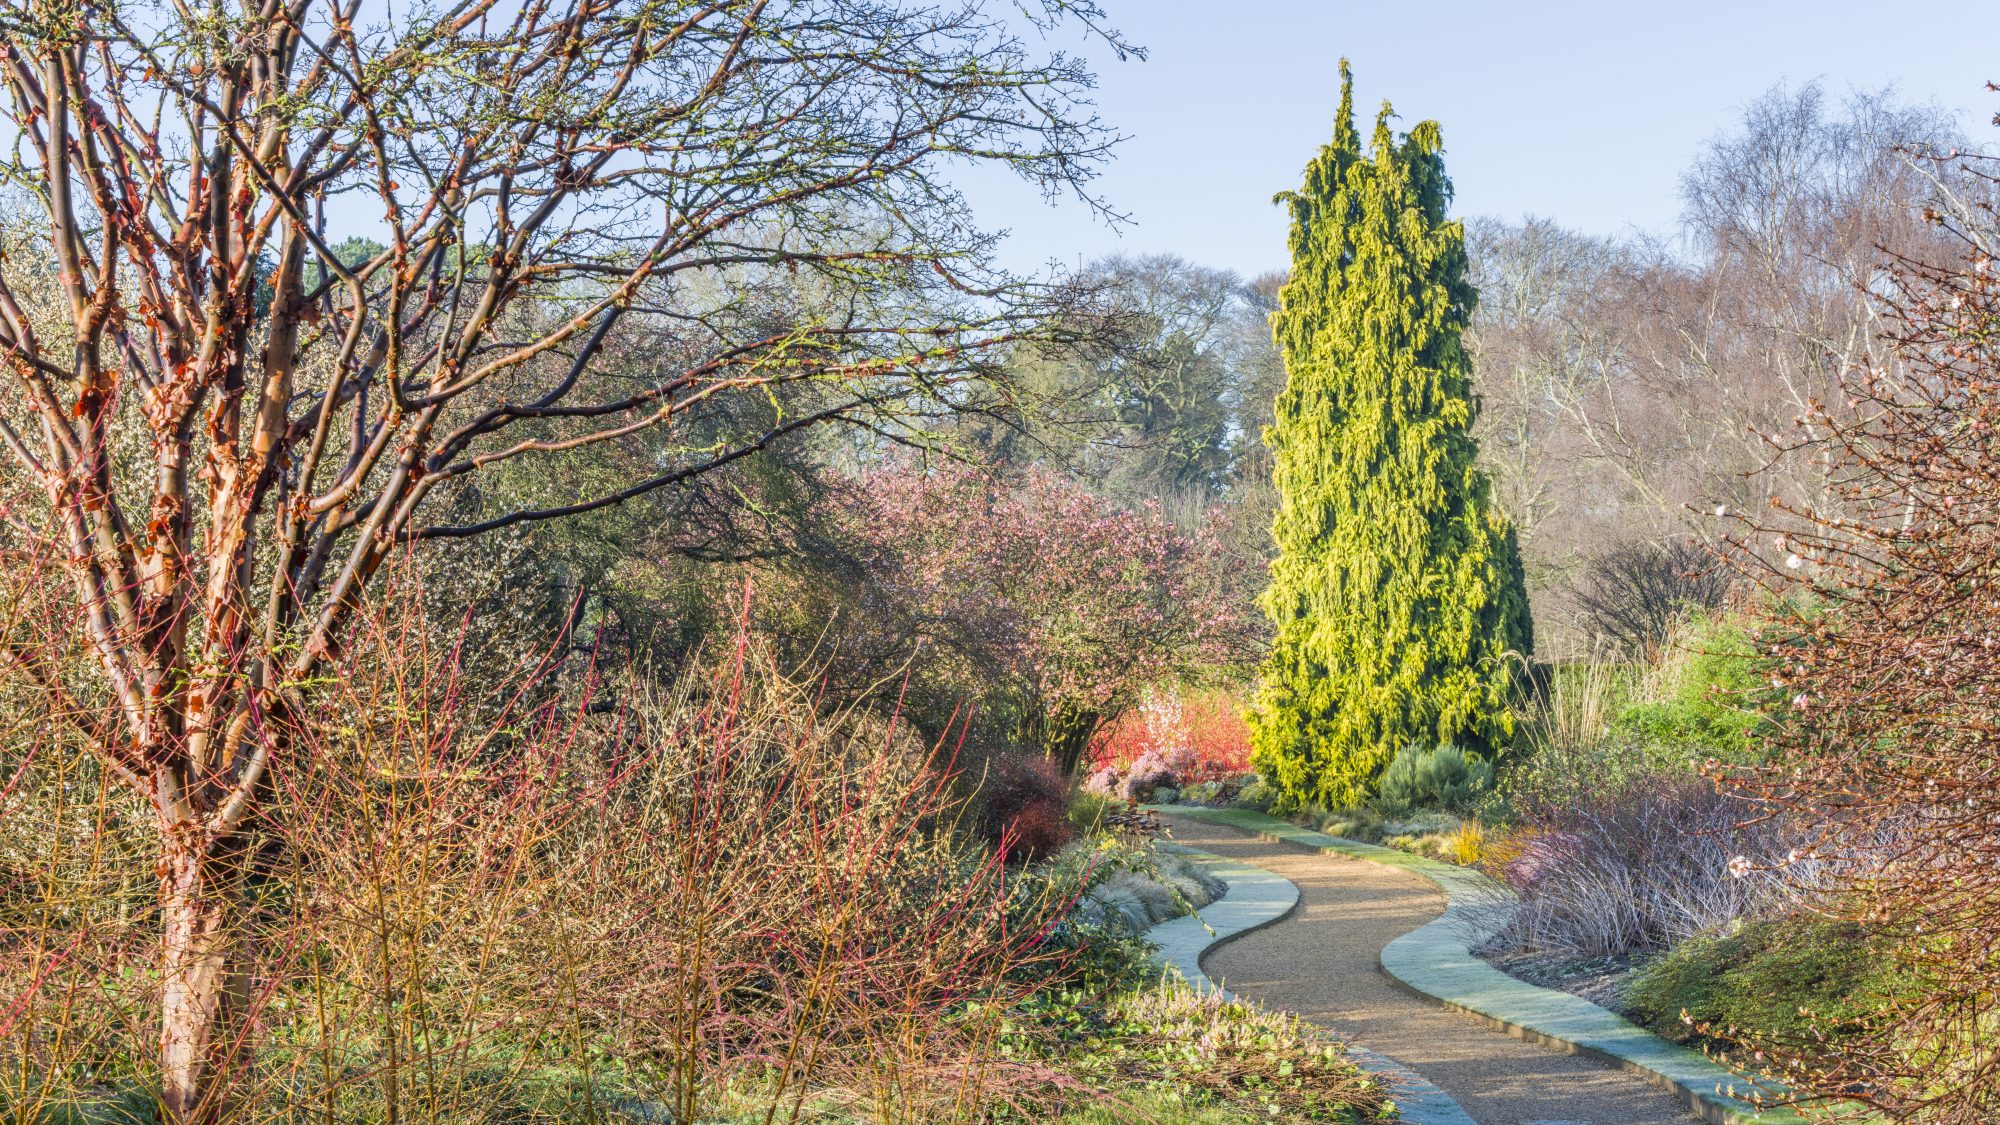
[1160, 813, 1704, 1125]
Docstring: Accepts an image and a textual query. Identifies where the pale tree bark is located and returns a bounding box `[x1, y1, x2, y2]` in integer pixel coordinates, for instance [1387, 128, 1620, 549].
[0, 0, 1132, 1116]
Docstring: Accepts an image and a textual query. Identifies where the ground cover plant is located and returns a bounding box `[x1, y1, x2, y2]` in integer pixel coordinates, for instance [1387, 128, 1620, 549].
[1622, 916, 1913, 1066]
[1026, 984, 1388, 1124]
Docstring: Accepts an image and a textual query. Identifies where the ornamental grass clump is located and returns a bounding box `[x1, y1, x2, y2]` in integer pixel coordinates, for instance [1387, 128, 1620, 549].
[1484, 769, 1799, 958]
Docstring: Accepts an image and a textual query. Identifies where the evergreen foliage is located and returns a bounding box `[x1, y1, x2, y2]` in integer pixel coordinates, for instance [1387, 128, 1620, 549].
[1373, 743, 1495, 815]
[1250, 62, 1533, 807]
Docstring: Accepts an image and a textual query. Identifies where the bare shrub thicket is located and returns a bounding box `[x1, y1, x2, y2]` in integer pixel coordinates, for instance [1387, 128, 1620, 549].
[0, 5, 1133, 1112]
[1, 577, 1081, 1124]
[1573, 540, 1734, 659]
[1721, 148, 2000, 1120]
[1469, 82, 1985, 649]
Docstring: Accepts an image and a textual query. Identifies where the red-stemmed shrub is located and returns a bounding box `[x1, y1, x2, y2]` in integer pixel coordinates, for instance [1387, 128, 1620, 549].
[970, 752, 1078, 862]
[1080, 684, 1248, 780]
[0, 579, 1085, 1122]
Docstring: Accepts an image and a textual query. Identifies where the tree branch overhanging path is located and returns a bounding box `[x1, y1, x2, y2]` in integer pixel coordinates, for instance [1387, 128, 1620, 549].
[0, 1, 1135, 1117]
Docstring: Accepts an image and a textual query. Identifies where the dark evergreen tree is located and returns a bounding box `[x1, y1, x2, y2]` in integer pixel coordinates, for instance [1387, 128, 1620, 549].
[1250, 62, 1532, 807]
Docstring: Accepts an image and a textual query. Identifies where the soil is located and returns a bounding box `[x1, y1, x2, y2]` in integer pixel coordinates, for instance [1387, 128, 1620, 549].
[1478, 949, 1653, 1018]
[1160, 812, 1702, 1125]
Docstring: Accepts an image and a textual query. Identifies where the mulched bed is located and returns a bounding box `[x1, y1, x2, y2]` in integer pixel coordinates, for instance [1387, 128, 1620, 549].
[1479, 948, 1658, 1017]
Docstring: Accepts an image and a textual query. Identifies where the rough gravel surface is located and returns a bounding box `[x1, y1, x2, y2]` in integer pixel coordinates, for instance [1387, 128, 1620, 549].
[1161, 813, 1702, 1125]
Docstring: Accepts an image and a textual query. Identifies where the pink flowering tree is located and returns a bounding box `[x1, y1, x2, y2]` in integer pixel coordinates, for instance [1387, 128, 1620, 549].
[844, 464, 1259, 774]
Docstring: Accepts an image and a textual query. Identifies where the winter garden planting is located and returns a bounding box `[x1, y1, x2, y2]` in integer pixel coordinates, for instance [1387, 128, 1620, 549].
[1, 2, 1996, 1122]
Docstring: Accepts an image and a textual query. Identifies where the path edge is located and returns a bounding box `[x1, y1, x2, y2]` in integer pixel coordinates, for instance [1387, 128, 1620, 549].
[1152, 805, 1812, 1125]
[1146, 844, 1480, 1125]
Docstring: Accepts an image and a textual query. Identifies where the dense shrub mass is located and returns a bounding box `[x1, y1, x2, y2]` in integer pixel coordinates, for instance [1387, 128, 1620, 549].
[759, 463, 1258, 777]
[971, 752, 1080, 862]
[1, 602, 1080, 1122]
[1479, 641, 1800, 959]
[1373, 743, 1494, 815]
[1090, 688, 1254, 781]
[1624, 915, 1911, 1064]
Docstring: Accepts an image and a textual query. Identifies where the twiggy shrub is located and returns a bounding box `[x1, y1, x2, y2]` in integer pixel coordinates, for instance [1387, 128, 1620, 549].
[1717, 159, 2000, 1115]
[1, 589, 1082, 1124]
[969, 752, 1081, 863]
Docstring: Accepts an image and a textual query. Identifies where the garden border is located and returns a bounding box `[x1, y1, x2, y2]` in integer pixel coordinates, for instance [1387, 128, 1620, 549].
[1152, 805, 1810, 1125]
[1148, 844, 1479, 1125]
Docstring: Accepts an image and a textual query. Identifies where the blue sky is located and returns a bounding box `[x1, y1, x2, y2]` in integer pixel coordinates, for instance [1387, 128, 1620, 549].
[966, 1, 2000, 278]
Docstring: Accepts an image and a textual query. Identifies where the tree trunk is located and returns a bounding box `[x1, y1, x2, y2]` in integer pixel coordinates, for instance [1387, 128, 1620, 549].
[1040, 705, 1103, 778]
[158, 827, 246, 1123]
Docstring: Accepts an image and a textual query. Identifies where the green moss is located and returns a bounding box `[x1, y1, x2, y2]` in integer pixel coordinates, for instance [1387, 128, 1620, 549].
[1250, 60, 1531, 810]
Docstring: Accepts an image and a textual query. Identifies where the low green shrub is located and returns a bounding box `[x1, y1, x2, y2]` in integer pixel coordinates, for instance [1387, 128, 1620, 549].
[1372, 743, 1493, 814]
[1611, 611, 1773, 766]
[1625, 914, 1910, 1054]
[1068, 788, 1122, 835]
[1311, 806, 1386, 839]
[1234, 776, 1279, 812]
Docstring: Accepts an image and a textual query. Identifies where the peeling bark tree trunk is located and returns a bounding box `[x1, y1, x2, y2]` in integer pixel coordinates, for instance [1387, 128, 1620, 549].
[157, 826, 247, 1123]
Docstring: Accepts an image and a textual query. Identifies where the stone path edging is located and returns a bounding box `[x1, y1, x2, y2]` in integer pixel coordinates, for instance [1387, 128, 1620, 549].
[1147, 843, 1479, 1125]
[1152, 806, 1810, 1125]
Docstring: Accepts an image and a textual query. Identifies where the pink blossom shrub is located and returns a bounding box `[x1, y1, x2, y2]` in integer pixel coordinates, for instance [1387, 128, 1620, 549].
[816, 464, 1258, 773]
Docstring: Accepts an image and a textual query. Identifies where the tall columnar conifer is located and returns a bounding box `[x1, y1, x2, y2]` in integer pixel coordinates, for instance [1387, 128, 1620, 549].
[1250, 62, 1533, 807]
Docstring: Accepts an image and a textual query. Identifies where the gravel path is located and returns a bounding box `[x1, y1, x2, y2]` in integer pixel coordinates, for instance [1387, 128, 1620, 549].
[1161, 813, 1702, 1125]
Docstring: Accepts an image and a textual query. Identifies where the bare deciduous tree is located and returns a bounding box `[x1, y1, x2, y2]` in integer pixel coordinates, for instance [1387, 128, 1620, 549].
[1468, 83, 1984, 649]
[0, 0, 1128, 1116]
